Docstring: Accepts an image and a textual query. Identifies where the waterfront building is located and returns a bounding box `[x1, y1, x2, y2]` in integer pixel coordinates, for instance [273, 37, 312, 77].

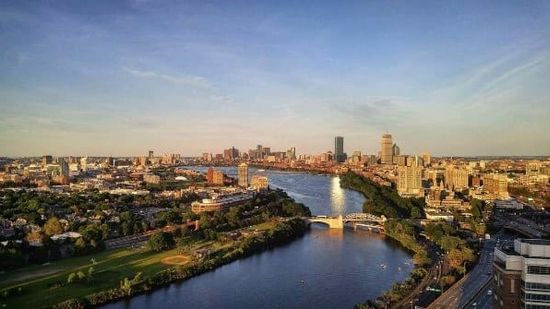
[493, 239, 550, 309]
[380, 133, 393, 164]
[206, 167, 225, 185]
[191, 193, 253, 213]
[238, 163, 249, 187]
[251, 175, 269, 190]
[286, 147, 296, 160]
[334, 136, 346, 163]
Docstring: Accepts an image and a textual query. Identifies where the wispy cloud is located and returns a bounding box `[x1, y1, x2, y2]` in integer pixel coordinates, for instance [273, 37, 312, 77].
[331, 96, 412, 129]
[124, 68, 211, 88]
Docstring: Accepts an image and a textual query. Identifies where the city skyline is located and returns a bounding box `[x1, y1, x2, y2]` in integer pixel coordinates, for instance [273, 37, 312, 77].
[1, 1, 550, 157]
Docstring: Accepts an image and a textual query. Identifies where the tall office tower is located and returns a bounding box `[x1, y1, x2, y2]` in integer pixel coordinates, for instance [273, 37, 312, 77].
[256, 145, 263, 160]
[148, 151, 154, 158]
[58, 158, 69, 177]
[380, 133, 394, 164]
[238, 163, 249, 187]
[397, 165, 424, 198]
[392, 144, 400, 156]
[493, 239, 550, 309]
[42, 155, 53, 166]
[286, 147, 296, 160]
[80, 157, 88, 172]
[334, 136, 345, 163]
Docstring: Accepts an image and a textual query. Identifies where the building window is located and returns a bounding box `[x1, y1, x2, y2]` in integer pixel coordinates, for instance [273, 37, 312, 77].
[527, 266, 550, 275]
[525, 292, 550, 302]
[526, 305, 550, 309]
[511, 278, 515, 293]
[524, 281, 550, 291]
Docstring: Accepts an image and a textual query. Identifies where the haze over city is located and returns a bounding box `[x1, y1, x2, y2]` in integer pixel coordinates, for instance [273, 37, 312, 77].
[1, 0, 550, 157]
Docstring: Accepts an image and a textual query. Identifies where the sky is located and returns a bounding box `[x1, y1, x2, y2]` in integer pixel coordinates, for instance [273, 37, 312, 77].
[1, 0, 550, 157]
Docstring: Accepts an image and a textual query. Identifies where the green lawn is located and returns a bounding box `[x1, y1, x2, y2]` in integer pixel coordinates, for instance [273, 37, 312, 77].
[0, 247, 192, 308]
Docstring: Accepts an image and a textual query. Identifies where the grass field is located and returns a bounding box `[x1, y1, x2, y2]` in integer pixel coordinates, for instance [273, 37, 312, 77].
[0, 247, 193, 308]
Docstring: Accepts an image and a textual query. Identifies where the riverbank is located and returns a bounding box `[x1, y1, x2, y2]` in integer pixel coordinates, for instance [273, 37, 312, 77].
[338, 171, 434, 308]
[0, 218, 308, 308]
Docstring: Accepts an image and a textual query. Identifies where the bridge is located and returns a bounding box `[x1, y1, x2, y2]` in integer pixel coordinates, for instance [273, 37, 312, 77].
[304, 213, 386, 231]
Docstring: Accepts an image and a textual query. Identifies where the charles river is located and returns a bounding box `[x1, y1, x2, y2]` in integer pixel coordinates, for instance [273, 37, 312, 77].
[103, 167, 413, 309]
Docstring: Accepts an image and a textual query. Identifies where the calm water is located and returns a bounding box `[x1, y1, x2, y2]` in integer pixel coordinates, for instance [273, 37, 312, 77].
[103, 168, 413, 309]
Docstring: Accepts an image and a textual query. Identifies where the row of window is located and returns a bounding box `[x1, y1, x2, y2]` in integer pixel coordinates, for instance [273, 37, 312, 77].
[526, 304, 550, 309]
[524, 281, 550, 292]
[528, 266, 550, 275]
[525, 293, 550, 302]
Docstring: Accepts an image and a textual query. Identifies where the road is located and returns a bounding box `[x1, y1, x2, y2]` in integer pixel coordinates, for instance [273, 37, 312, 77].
[466, 279, 493, 309]
[394, 243, 442, 308]
[427, 235, 500, 309]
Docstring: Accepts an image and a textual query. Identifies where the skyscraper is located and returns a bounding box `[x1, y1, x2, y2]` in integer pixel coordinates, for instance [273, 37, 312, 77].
[238, 163, 249, 187]
[392, 144, 400, 156]
[380, 133, 393, 164]
[334, 136, 345, 163]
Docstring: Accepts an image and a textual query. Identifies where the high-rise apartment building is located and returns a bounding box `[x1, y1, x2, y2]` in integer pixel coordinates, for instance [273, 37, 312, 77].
[148, 150, 154, 158]
[445, 165, 469, 190]
[334, 136, 345, 163]
[238, 163, 249, 187]
[397, 165, 423, 198]
[380, 133, 393, 164]
[493, 239, 550, 309]
[483, 173, 509, 199]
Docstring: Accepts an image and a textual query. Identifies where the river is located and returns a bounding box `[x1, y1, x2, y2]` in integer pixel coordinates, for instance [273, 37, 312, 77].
[103, 167, 413, 309]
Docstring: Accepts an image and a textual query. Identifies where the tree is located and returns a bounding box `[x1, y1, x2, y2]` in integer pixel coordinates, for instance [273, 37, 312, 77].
[44, 217, 64, 236]
[147, 232, 175, 252]
[25, 230, 43, 244]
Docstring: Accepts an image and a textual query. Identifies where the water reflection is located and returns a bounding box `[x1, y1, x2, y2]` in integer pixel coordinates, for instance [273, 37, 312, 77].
[330, 176, 345, 215]
[102, 169, 413, 309]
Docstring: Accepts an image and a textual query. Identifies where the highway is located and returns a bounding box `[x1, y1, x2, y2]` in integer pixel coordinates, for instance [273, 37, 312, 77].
[427, 235, 500, 309]
[466, 279, 493, 309]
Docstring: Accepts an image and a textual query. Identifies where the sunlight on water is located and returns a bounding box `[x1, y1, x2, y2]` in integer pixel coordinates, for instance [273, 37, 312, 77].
[330, 176, 346, 215]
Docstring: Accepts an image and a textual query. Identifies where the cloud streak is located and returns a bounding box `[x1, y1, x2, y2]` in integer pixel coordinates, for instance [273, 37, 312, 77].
[124, 68, 211, 88]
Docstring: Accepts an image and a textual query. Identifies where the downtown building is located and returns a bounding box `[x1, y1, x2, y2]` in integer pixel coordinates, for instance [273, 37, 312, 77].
[334, 136, 346, 163]
[380, 133, 393, 164]
[397, 163, 424, 198]
[493, 239, 550, 309]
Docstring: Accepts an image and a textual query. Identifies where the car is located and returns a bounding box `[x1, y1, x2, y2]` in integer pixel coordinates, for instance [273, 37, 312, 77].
[487, 289, 493, 296]
[472, 302, 477, 307]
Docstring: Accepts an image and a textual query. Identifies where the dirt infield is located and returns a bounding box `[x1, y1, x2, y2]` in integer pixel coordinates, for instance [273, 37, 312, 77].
[160, 255, 191, 265]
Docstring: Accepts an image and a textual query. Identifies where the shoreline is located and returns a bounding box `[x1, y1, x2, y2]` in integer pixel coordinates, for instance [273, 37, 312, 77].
[54, 218, 309, 309]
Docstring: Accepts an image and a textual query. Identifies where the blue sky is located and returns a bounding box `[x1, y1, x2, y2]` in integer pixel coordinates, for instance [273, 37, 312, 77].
[1, 0, 550, 157]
